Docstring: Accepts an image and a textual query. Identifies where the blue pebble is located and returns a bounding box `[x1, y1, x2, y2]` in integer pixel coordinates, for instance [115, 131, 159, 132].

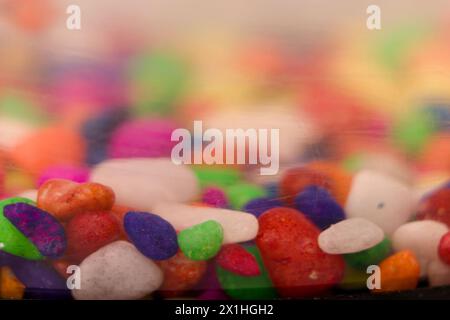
[9, 257, 70, 299]
[294, 185, 346, 230]
[124, 211, 178, 260]
[243, 197, 284, 218]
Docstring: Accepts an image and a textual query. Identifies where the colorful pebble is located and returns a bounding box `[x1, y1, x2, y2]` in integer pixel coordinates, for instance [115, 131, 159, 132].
[217, 244, 260, 276]
[294, 186, 346, 229]
[178, 220, 224, 261]
[124, 211, 178, 260]
[73, 241, 163, 300]
[37, 179, 115, 221]
[256, 207, 345, 297]
[4, 203, 66, 258]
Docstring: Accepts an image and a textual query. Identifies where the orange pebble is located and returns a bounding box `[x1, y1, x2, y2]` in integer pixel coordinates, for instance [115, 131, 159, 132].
[280, 161, 352, 207]
[157, 251, 207, 298]
[37, 179, 115, 221]
[9, 126, 85, 176]
[0, 267, 25, 300]
[374, 250, 420, 293]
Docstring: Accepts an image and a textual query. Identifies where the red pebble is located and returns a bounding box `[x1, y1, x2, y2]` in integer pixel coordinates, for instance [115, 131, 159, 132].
[157, 251, 207, 298]
[439, 232, 450, 266]
[65, 211, 120, 262]
[216, 244, 260, 276]
[417, 187, 450, 228]
[256, 207, 345, 298]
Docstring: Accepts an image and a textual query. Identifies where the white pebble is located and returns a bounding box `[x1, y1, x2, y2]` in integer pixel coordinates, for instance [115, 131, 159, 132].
[152, 202, 258, 244]
[90, 158, 199, 210]
[72, 241, 163, 300]
[345, 170, 416, 236]
[392, 220, 448, 276]
[318, 218, 384, 254]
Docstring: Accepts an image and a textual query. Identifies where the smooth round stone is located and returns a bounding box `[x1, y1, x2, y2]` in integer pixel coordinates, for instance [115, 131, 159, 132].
[178, 220, 224, 261]
[152, 203, 258, 244]
[90, 158, 199, 211]
[318, 218, 384, 254]
[392, 220, 449, 275]
[73, 241, 163, 300]
[225, 183, 267, 210]
[427, 259, 450, 287]
[193, 167, 242, 189]
[294, 186, 346, 230]
[108, 119, 178, 159]
[81, 107, 129, 165]
[37, 165, 90, 187]
[256, 207, 345, 298]
[37, 179, 115, 221]
[216, 245, 277, 300]
[344, 238, 392, 270]
[124, 211, 178, 260]
[243, 197, 283, 218]
[4, 203, 66, 258]
[345, 170, 416, 236]
[0, 197, 43, 260]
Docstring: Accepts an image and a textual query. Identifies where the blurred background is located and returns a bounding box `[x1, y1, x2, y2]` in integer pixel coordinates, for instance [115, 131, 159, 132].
[0, 0, 449, 189]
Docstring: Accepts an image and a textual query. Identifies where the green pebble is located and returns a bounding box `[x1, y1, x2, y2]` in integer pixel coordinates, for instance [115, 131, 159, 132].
[225, 183, 267, 210]
[338, 265, 369, 291]
[0, 197, 44, 260]
[216, 245, 278, 300]
[344, 238, 391, 270]
[178, 220, 223, 261]
[129, 51, 189, 116]
[193, 167, 242, 189]
[392, 110, 436, 155]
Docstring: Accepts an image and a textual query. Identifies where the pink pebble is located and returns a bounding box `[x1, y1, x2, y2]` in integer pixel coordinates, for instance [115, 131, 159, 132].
[37, 165, 90, 187]
[202, 187, 229, 208]
[108, 119, 178, 158]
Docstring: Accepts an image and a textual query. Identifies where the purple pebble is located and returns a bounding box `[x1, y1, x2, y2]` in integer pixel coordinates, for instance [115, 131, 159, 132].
[294, 185, 346, 230]
[10, 259, 70, 299]
[37, 165, 90, 187]
[124, 211, 178, 260]
[202, 187, 229, 208]
[4, 203, 67, 258]
[108, 119, 178, 158]
[243, 197, 284, 217]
